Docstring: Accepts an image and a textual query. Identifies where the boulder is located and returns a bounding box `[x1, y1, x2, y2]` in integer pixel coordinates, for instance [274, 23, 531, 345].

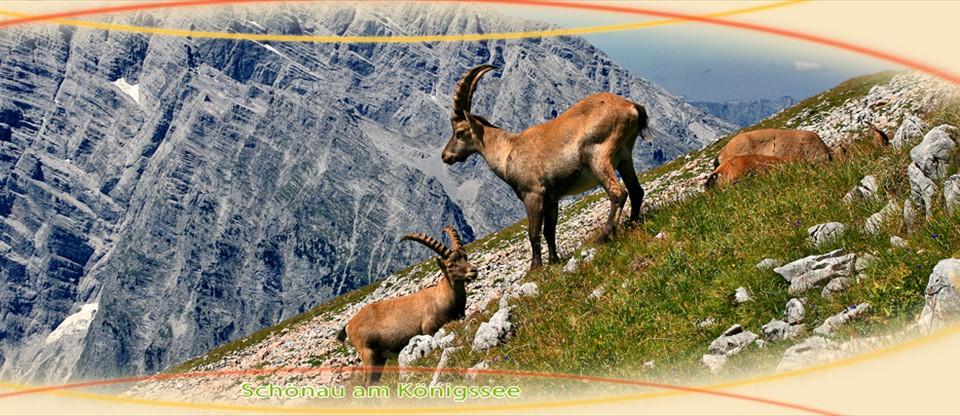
[708, 324, 758, 355]
[762, 319, 804, 342]
[785, 298, 806, 324]
[890, 235, 908, 249]
[945, 174, 960, 214]
[864, 201, 899, 235]
[814, 303, 871, 336]
[733, 287, 752, 303]
[917, 259, 960, 334]
[807, 222, 846, 248]
[842, 175, 879, 204]
[909, 125, 957, 182]
[756, 258, 783, 270]
[774, 250, 857, 294]
[562, 257, 579, 273]
[398, 335, 439, 368]
[472, 305, 513, 350]
[821, 276, 853, 299]
[892, 114, 926, 149]
[908, 162, 938, 218]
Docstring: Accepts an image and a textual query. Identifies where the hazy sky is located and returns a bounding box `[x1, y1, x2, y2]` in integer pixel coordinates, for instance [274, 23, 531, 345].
[500, 5, 895, 102]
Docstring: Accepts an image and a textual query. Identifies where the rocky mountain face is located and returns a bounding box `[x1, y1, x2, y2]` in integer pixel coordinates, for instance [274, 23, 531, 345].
[692, 96, 796, 128]
[0, 3, 734, 382]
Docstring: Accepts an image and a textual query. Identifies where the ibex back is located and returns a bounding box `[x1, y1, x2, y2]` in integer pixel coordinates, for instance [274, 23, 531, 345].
[441, 65, 648, 269]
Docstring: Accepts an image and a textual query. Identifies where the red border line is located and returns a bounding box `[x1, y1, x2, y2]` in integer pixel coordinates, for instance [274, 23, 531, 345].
[0, 366, 838, 415]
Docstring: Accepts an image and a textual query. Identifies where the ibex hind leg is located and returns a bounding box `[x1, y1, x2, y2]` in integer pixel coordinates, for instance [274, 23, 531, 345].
[523, 192, 545, 269]
[616, 159, 644, 224]
[592, 161, 627, 243]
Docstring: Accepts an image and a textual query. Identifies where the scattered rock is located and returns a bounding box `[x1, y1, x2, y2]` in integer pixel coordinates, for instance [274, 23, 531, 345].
[472, 304, 514, 350]
[581, 248, 597, 263]
[697, 318, 716, 329]
[821, 276, 853, 299]
[807, 222, 846, 248]
[890, 235, 908, 249]
[908, 162, 938, 219]
[733, 287, 752, 303]
[701, 353, 727, 373]
[755, 339, 767, 349]
[507, 282, 539, 299]
[588, 286, 605, 300]
[892, 114, 926, 149]
[864, 201, 899, 235]
[762, 319, 804, 342]
[917, 258, 960, 334]
[756, 258, 783, 270]
[843, 175, 879, 203]
[562, 257, 579, 273]
[643, 360, 655, 369]
[654, 231, 668, 240]
[429, 346, 458, 387]
[398, 335, 439, 368]
[774, 249, 857, 294]
[944, 174, 960, 214]
[708, 324, 758, 355]
[909, 125, 957, 182]
[814, 303, 871, 336]
[785, 298, 805, 324]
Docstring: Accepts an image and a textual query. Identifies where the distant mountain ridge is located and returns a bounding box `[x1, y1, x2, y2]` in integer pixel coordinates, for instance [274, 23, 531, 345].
[0, 3, 735, 382]
[692, 96, 797, 128]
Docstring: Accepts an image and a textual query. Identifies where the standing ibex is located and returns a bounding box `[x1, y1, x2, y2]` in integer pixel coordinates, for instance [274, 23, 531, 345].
[442, 65, 649, 269]
[338, 226, 476, 385]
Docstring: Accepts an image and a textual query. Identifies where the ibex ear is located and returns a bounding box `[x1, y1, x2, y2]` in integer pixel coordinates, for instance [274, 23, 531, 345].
[463, 113, 484, 143]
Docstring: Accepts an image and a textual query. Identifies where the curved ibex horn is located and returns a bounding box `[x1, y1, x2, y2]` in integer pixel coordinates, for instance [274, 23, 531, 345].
[401, 232, 451, 258]
[443, 226, 463, 251]
[451, 64, 498, 118]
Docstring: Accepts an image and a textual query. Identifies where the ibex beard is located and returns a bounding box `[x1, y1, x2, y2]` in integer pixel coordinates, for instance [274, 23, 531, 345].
[442, 65, 649, 269]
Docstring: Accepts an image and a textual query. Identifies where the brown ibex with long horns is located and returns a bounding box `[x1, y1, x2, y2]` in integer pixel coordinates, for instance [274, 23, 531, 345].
[441, 65, 648, 269]
[338, 226, 476, 385]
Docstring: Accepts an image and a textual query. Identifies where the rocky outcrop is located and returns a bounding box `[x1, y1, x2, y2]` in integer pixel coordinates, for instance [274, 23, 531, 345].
[701, 324, 757, 373]
[906, 125, 958, 219]
[944, 175, 960, 214]
[843, 175, 879, 204]
[864, 201, 899, 235]
[814, 303, 871, 336]
[918, 259, 960, 334]
[774, 250, 857, 295]
[893, 115, 926, 149]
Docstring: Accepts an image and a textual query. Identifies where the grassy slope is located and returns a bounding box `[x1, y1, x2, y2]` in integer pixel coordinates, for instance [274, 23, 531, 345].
[171, 71, 959, 386]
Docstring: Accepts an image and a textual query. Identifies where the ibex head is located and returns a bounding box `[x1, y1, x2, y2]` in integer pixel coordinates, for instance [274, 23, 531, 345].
[401, 226, 477, 282]
[442, 64, 499, 165]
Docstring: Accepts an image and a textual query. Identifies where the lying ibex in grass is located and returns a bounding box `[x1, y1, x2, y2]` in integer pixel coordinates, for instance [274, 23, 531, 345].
[715, 128, 831, 167]
[706, 154, 785, 188]
[441, 65, 649, 269]
[338, 226, 476, 385]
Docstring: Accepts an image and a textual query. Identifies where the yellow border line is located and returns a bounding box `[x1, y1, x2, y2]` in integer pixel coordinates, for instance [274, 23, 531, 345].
[2, 322, 959, 414]
[0, 1, 806, 43]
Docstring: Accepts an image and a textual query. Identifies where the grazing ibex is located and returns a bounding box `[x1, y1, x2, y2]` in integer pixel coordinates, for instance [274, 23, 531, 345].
[338, 226, 476, 385]
[705, 154, 785, 188]
[441, 65, 649, 269]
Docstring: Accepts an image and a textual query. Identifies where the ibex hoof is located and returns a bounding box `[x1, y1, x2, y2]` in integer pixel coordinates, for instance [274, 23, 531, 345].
[547, 256, 562, 264]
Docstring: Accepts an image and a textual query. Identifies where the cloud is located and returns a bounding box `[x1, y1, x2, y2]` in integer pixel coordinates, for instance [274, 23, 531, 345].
[793, 60, 826, 72]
